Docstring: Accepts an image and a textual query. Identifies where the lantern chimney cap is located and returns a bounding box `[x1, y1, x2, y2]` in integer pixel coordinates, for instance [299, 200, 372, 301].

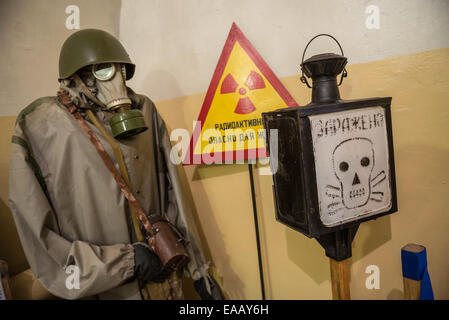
[301, 53, 347, 79]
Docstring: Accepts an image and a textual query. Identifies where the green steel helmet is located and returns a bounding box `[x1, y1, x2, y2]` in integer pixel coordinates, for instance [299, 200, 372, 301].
[58, 29, 135, 80]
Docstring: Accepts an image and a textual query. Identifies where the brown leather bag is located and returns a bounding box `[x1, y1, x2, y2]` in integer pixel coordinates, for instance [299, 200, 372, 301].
[148, 215, 190, 271]
[57, 90, 190, 272]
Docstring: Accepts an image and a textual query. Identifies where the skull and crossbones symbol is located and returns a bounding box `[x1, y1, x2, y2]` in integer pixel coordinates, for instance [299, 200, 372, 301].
[325, 138, 386, 214]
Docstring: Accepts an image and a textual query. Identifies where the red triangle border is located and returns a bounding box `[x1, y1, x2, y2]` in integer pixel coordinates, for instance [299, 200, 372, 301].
[183, 22, 298, 165]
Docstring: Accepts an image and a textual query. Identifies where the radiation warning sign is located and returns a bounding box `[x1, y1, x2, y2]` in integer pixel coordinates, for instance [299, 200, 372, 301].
[183, 23, 297, 165]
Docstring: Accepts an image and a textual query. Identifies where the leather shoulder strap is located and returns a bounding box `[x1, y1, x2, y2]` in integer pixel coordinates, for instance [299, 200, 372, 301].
[57, 90, 155, 238]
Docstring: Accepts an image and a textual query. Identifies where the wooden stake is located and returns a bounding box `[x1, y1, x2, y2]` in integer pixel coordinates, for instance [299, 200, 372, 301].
[329, 257, 351, 300]
[403, 278, 421, 300]
[402, 244, 425, 300]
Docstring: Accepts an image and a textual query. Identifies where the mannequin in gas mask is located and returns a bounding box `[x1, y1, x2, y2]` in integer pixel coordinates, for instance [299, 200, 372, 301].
[8, 29, 223, 300]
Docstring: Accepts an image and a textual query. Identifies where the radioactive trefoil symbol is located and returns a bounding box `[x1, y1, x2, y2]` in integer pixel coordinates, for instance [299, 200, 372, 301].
[325, 137, 387, 215]
[220, 70, 265, 114]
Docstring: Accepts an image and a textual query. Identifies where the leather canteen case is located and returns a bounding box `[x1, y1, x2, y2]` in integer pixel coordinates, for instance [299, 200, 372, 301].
[147, 215, 190, 271]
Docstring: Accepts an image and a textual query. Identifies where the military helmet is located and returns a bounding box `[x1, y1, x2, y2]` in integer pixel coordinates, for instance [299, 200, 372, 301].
[59, 29, 135, 80]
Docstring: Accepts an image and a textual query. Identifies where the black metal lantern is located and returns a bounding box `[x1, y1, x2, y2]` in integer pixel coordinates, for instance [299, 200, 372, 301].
[262, 34, 397, 260]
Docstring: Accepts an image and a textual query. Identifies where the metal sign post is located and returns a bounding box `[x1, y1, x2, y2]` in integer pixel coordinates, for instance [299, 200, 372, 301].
[182, 23, 298, 299]
[248, 163, 266, 300]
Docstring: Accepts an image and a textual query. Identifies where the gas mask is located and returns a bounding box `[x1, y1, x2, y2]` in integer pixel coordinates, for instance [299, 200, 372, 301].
[78, 62, 148, 138]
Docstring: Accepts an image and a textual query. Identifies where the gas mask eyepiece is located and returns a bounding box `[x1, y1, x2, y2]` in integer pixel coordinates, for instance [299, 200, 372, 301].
[93, 63, 148, 139]
[92, 63, 116, 81]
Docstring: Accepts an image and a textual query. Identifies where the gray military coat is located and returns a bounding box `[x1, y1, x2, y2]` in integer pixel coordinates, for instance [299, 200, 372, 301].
[8, 89, 210, 299]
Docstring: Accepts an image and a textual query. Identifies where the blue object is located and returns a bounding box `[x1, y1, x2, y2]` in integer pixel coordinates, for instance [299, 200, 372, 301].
[401, 246, 434, 300]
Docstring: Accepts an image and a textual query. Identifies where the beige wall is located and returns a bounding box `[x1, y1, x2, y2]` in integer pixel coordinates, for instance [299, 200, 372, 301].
[155, 48, 449, 299]
[0, 0, 448, 300]
[120, 0, 449, 299]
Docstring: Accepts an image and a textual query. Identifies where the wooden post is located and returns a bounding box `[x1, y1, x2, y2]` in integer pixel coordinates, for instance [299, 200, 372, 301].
[329, 257, 351, 300]
[403, 277, 421, 300]
[401, 244, 425, 300]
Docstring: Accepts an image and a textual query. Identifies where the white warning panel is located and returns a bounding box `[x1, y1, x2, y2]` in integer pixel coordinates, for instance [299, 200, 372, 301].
[309, 106, 392, 227]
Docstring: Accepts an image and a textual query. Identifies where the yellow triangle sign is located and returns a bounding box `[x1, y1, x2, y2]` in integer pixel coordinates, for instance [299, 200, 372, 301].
[184, 23, 297, 165]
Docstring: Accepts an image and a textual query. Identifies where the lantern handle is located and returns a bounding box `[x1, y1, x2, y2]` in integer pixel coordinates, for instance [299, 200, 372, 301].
[300, 34, 348, 88]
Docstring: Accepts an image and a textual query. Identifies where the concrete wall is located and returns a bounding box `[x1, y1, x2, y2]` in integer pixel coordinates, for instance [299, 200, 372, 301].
[118, 0, 449, 299]
[0, 0, 448, 299]
[119, 0, 449, 102]
[0, 0, 122, 277]
[0, 0, 122, 117]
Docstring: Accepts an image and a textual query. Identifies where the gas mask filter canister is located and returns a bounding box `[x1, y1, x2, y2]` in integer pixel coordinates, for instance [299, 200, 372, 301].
[93, 63, 148, 138]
